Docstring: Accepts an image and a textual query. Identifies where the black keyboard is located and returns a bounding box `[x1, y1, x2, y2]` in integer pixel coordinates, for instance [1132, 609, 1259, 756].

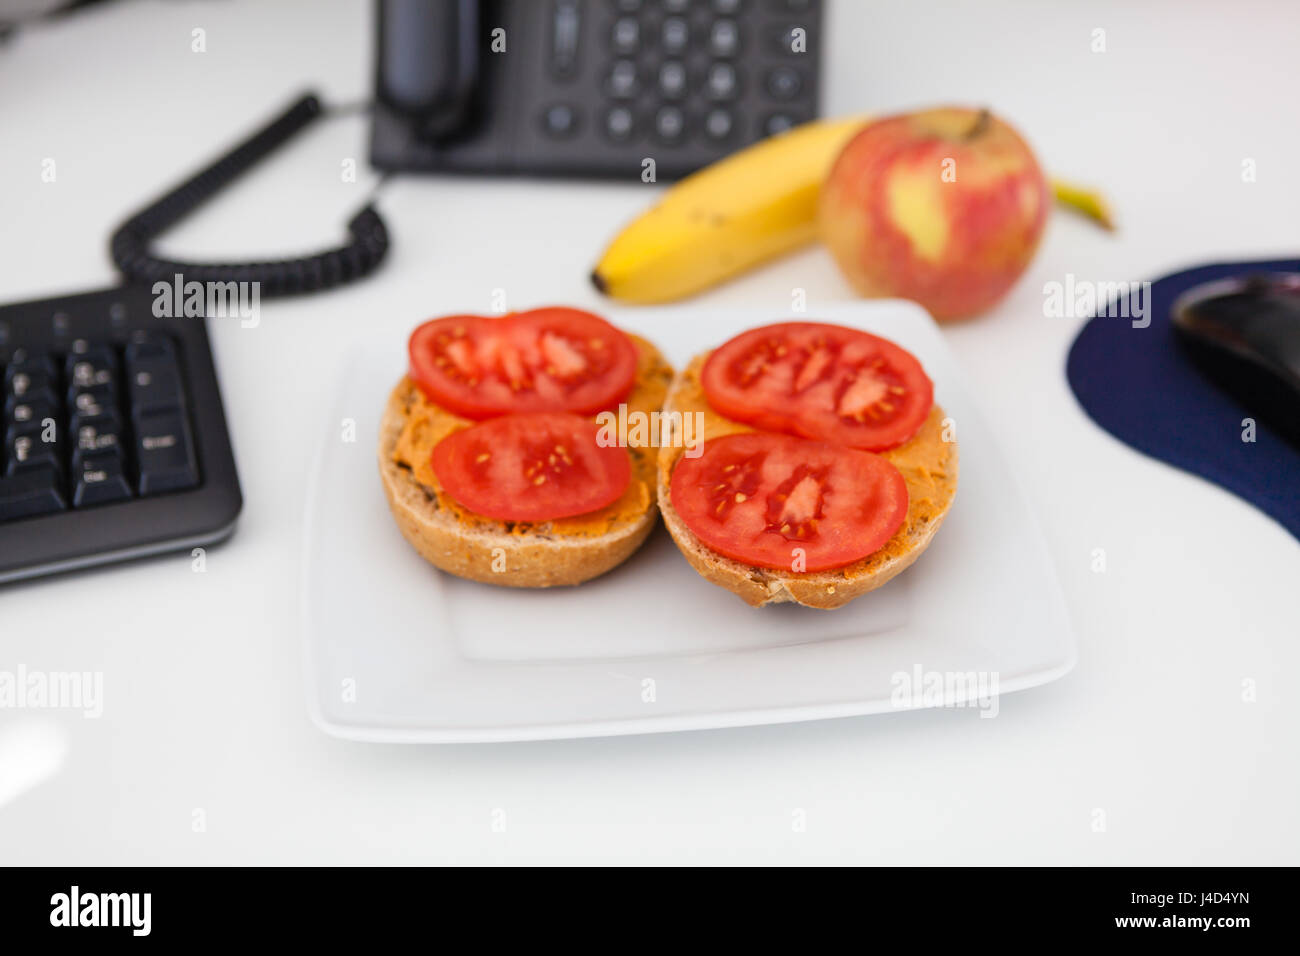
[371, 0, 824, 180]
[0, 286, 241, 583]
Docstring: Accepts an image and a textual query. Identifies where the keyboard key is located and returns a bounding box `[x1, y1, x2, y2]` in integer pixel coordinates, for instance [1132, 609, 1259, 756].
[607, 59, 639, 99]
[6, 348, 56, 381]
[6, 397, 56, 431]
[707, 62, 738, 99]
[124, 330, 176, 363]
[604, 106, 635, 142]
[73, 452, 132, 508]
[5, 425, 61, 476]
[69, 384, 120, 432]
[71, 415, 123, 469]
[134, 408, 199, 496]
[0, 464, 66, 521]
[663, 0, 689, 11]
[709, 19, 741, 57]
[126, 353, 185, 414]
[611, 17, 639, 54]
[766, 66, 802, 99]
[714, 0, 744, 12]
[659, 61, 687, 99]
[662, 17, 689, 54]
[65, 345, 117, 389]
[5, 367, 57, 409]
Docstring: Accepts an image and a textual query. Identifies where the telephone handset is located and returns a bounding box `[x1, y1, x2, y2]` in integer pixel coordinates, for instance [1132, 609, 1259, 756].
[370, 0, 825, 180]
[378, 0, 483, 143]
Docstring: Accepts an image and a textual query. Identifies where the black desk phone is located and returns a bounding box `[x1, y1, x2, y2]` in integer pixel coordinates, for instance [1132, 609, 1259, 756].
[371, 0, 825, 180]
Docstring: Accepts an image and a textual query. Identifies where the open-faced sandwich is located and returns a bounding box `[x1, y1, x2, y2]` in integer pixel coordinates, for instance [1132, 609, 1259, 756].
[658, 321, 957, 609]
[380, 307, 673, 587]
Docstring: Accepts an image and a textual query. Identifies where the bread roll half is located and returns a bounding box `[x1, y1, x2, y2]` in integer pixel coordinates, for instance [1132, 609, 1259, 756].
[657, 353, 958, 609]
[380, 335, 674, 588]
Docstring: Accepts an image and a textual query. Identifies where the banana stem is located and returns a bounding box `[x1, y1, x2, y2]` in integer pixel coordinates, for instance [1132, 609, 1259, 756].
[1052, 177, 1116, 232]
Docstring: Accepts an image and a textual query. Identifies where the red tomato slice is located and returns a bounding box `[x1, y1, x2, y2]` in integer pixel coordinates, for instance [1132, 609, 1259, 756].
[431, 412, 632, 522]
[410, 307, 638, 419]
[670, 431, 908, 571]
[701, 322, 933, 452]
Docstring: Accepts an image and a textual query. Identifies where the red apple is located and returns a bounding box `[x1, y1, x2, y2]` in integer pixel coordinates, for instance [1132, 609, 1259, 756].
[819, 107, 1049, 321]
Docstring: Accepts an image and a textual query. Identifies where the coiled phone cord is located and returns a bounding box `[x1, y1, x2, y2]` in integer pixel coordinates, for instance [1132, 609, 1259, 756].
[110, 92, 390, 297]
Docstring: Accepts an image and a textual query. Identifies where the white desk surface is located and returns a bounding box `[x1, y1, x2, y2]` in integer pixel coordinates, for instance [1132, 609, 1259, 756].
[1, 0, 1296, 865]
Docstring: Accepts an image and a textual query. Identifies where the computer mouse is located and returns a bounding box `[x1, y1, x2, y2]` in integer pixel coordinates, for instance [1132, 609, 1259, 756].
[1172, 272, 1300, 449]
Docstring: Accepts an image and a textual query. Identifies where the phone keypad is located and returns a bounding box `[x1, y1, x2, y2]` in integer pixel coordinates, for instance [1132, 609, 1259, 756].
[541, 0, 821, 167]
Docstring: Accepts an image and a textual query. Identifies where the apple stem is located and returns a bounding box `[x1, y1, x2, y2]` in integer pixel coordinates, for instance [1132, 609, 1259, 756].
[965, 109, 992, 141]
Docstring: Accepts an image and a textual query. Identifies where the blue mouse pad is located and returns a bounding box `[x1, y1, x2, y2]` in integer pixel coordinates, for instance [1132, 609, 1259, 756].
[1066, 257, 1300, 541]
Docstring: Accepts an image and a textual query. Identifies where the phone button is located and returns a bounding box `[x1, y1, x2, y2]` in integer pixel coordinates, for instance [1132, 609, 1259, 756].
[766, 66, 802, 99]
[706, 62, 738, 100]
[662, 17, 690, 54]
[604, 107, 636, 143]
[704, 108, 735, 141]
[658, 61, 688, 99]
[611, 17, 640, 54]
[654, 106, 686, 143]
[771, 24, 808, 54]
[763, 112, 805, 137]
[709, 19, 741, 57]
[541, 104, 579, 138]
[607, 60, 639, 99]
[549, 0, 581, 79]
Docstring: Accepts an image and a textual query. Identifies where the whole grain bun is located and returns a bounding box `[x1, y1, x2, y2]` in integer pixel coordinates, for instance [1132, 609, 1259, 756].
[657, 353, 958, 609]
[379, 335, 674, 588]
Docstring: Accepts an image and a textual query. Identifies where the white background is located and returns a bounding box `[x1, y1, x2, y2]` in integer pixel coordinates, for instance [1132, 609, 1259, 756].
[1, 0, 1296, 864]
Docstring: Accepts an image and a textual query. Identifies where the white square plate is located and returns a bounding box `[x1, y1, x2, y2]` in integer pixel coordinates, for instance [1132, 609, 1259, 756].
[301, 302, 1075, 742]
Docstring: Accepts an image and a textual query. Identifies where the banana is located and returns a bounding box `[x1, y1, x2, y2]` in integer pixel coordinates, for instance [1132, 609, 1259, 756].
[591, 115, 869, 304]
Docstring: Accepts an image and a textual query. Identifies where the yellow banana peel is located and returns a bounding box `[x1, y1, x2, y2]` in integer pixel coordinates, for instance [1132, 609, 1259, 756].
[591, 115, 869, 304]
